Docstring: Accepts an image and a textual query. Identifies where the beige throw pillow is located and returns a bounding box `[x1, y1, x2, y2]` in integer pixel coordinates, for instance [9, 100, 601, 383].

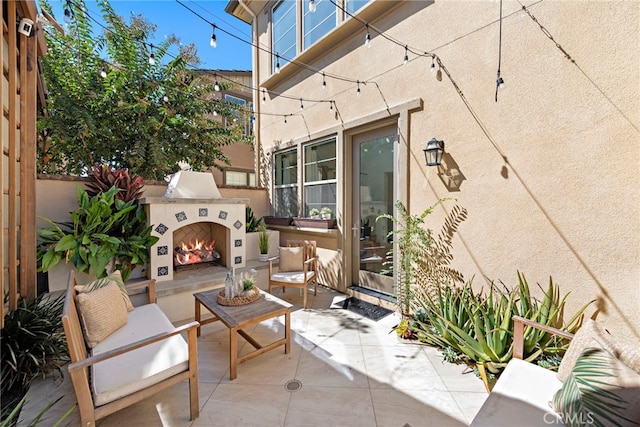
[279, 247, 304, 272]
[75, 281, 128, 348]
[75, 270, 134, 311]
[558, 319, 640, 382]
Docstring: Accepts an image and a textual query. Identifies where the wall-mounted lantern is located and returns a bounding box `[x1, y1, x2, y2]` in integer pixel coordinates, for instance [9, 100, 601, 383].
[423, 138, 444, 166]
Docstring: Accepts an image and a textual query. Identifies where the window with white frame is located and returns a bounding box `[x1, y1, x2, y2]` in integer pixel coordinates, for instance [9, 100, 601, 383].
[272, 0, 297, 73]
[274, 148, 299, 217]
[346, 0, 370, 15]
[224, 94, 252, 136]
[272, 0, 371, 74]
[224, 169, 256, 187]
[303, 0, 337, 49]
[303, 138, 336, 217]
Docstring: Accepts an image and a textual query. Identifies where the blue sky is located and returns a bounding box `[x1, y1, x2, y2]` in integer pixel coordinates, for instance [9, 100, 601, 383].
[47, 0, 253, 70]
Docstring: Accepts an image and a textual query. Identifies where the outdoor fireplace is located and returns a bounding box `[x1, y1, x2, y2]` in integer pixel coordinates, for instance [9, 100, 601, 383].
[142, 171, 247, 282]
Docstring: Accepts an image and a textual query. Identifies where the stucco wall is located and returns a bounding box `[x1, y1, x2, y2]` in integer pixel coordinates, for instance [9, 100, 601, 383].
[247, 1, 639, 339]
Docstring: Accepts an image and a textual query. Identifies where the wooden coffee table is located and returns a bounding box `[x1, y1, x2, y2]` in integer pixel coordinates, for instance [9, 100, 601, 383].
[194, 289, 292, 380]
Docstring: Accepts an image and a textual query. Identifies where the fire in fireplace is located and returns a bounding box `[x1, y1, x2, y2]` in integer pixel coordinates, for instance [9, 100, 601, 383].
[174, 239, 221, 268]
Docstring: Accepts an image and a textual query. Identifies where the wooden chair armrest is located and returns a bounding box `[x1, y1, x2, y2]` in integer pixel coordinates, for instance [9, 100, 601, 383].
[512, 315, 575, 360]
[68, 321, 200, 372]
[125, 279, 156, 304]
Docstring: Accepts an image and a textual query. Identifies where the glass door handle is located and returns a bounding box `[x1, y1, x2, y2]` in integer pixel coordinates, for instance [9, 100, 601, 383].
[351, 224, 359, 237]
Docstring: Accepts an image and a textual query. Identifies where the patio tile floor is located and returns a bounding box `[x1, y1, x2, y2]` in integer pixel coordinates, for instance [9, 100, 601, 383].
[21, 285, 487, 426]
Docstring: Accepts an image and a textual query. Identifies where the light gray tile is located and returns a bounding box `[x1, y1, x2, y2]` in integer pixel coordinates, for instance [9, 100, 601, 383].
[285, 387, 376, 427]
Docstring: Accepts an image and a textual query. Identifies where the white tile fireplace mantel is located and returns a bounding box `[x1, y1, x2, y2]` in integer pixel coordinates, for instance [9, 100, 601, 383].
[142, 197, 248, 282]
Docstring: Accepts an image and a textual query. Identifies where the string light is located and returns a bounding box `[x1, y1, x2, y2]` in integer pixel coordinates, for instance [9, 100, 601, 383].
[430, 56, 435, 72]
[322, 72, 326, 90]
[163, 95, 169, 102]
[214, 74, 220, 91]
[364, 24, 371, 48]
[100, 63, 107, 78]
[329, 101, 333, 111]
[495, 0, 505, 102]
[403, 46, 409, 66]
[210, 24, 217, 48]
[356, 80, 361, 95]
[262, 88, 266, 104]
[284, 115, 287, 124]
[63, 6, 72, 23]
[309, 0, 317, 13]
[148, 44, 156, 65]
[300, 99, 304, 110]
[275, 53, 281, 74]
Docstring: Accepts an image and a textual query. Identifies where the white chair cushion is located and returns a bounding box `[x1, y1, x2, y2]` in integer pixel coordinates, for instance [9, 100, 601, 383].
[90, 304, 189, 406]
[271, 271, 316, 284]
[470, 358, 564, 426]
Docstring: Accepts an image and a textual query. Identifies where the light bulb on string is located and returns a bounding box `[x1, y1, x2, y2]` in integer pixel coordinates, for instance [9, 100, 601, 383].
[322, 72, 326, 90]
[284, 115, 287, 124]
[430, 56, 436, 73]
[403, 46, 409, 66]
[300, 99, 304, 110]
[214, 74, 220, 92]
[213, 109, 218, 116]
[356, 80, 361, 96]
[262, 88, 266, 105]
[63, 7, 71, 23]
[364, 25, 371, 48]
[148, 44, 156, 66]
[100, 65, 107, 79]
[309, 0, 316, 13]
[275, 54, 281, 74]
[329, 101, 333, 111]
[497, 73, 505, 89]
[210, 25, 217, 48]
[163, 95, 169, 102]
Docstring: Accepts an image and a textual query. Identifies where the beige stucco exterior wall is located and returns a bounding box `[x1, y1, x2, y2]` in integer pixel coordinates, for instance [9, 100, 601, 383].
[234, 0, 639, 340]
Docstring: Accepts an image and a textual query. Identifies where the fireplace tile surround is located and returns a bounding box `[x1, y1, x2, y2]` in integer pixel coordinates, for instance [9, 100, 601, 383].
[142, 197, 247, 282]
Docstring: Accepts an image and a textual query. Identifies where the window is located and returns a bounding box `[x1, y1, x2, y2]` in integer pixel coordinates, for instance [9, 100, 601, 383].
[303, 138, 336, 217]
[303, 0, 336, 49]
[346, 0, 370, 15]
[224, 95, 251, 136]
[224, 170, 256, 187]
[272, 0, 297, 73]
[274, 149, 299, 217]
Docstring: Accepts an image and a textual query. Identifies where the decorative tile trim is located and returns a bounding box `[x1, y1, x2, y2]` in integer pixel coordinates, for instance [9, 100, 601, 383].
[199, 208, 208, 217]
[155, 223, 169, 235]
[234, 239, 243, 247]
[158, 266, 169, 276]
[234, 256, 242, 265]
[233, 220, 243, 230]
[218, 211, 228, 220]
[175, 211, 187, 222]
[157, 245, 169, 256]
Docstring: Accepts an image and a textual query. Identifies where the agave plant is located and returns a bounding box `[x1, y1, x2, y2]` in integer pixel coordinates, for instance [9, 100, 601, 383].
[246, 207, 264, 232]
[405, 272, 593, 383]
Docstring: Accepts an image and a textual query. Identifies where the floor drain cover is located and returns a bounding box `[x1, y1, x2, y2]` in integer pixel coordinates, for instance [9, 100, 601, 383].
[285, 379, 302, 392]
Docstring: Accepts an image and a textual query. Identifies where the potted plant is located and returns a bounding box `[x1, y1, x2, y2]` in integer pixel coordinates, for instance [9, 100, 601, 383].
[309, 208, 320, 219]
[258, 225, 270, 262]
[242, 277, 256, 293]
[320, 207, 332, 219]
[37, 165, 159, 282]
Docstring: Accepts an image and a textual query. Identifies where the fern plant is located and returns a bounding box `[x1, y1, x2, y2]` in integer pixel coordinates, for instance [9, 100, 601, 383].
[378, 199, 466, 316]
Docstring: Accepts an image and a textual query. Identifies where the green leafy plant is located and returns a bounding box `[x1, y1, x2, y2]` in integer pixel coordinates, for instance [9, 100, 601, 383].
[1, 395, 76, 427]
[258, 225, 270, 255]
[245, 207, 264, 232]
[1, 294, 69, 421]
[85, 162, 145, 202]
[378, 199, 466, 316]
[37, 185, 159, 280]
[403, 272, 593, 383]
[242, 277, 256, 291]
[309, 208, 320, 217]
[552, 348, 638, 427]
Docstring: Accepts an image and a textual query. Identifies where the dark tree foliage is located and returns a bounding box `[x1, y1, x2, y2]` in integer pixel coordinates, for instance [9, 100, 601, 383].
[38, 0, 252, 180]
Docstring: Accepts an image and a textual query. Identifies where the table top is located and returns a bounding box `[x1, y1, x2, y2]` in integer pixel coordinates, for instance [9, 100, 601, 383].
[194, 289, 292, 328]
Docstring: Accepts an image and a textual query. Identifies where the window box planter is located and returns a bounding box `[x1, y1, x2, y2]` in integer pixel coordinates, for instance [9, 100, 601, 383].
[293, 217, 337, 229]
[263, 216, 293, 226]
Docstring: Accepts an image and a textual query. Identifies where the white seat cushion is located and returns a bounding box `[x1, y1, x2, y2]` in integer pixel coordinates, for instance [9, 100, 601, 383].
[470, 358, 564, 426]
[271, 271, 316, 284]
[90, 304, 189, 406]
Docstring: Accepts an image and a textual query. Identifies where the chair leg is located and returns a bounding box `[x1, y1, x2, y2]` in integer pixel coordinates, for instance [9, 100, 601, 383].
[302, 286, 307, 308]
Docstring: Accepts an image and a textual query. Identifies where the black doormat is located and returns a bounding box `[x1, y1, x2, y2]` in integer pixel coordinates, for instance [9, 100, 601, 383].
[341, 297, 393, 321]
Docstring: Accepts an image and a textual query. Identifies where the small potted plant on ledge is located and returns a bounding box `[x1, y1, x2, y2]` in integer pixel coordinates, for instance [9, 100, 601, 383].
[320, 207, 332, 219]
[258, 225, 270, 262]
[309, 208, 320, 219]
